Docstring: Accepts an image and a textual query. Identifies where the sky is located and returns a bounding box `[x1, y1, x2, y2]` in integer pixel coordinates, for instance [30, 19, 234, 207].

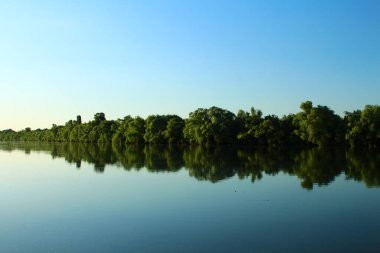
[0, 0, 379, 130]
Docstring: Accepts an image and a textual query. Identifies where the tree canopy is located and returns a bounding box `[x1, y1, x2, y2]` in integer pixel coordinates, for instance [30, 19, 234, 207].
[0, 102, 379, 148]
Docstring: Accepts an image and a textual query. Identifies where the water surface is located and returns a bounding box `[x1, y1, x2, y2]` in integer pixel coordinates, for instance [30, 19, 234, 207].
[0, 142, 379, 252]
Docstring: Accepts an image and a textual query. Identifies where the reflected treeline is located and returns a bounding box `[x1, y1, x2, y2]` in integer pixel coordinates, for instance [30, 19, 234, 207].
[0, 142, 379, 190]
[184, 146, 240, 183]
[287, 148, 345, 190]
[345, 149, 380, 188]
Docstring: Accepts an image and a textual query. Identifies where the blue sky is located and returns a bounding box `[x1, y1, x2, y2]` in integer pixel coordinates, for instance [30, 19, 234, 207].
[0, 0, 379, 130]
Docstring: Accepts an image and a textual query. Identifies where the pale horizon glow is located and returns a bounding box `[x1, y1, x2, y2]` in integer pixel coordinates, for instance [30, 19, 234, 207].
[0, 0, 379, 130]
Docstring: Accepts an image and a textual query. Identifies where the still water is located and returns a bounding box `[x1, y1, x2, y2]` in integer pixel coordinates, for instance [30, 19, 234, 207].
[0, 142, 379, 253]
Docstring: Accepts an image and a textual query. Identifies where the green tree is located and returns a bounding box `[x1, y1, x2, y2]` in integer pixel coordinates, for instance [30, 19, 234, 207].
[184, 107, 237, 145]
[144, 115, 165, 143]
[125, 117, 146, 144]
[236, 107, 263, 145]
[163, 116, 184, 144]
[345, 105, 380, 148]
[112, 116, 132, 145]
[254, 115, 287, 146]
[93, 112, 106, 125]
[294, 101, 344, 146]
[144, 115, 180, 144]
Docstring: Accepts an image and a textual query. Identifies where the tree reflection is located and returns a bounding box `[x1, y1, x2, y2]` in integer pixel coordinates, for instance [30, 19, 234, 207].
[144, 145, 183, 172]
[236, 147, 295, 182]
[345, 149, 380, 187]
[183, 146, 239, 182]
[0, 142, 379, 189]
[113, 144, 145, 171]
[287, 148, 345, 190]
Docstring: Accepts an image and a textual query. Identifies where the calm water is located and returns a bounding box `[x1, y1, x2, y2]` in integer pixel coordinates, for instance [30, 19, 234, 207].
[0, 142, 379, 253]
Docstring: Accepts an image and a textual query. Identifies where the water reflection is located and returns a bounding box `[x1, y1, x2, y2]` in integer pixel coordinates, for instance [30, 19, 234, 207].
[0, 142, 379, 189]
[345, 149, 380, 187]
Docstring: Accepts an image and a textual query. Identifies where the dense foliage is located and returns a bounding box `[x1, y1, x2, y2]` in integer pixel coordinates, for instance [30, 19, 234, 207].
[1, 101, 379, 147]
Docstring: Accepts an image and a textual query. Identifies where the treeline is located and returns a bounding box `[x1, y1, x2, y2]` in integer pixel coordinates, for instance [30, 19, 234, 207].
[1, 142, 379, 189]
[0, 101, 379, 147]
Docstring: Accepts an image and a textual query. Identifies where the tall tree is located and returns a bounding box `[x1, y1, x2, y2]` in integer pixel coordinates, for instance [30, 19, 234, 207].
[345, 105, 380, 148]
[184, 106, 237, 145]
[294, 101, 345, 146]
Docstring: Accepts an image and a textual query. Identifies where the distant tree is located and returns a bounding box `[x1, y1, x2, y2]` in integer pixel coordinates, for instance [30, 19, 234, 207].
[281, 114, 302, 145]
[184, 107, 237, 145]
[125, 117, 146, 144]
[293, 101, 345, 146]
[0, 102, 378, 148]
[163, 116, 185, 144]
[77, 115, 82, 124]
[88, 126, 100, 143]
[112, 116, 131, 145]
[94, 113, 106, 125]
[254, 115, 287, 146]
[97, 120, 115, 143]
[300, 101, 312, 114]
[236, 107, 263, 145]
[345, 105, 380, 148]
[144, 115, 181, 144]
[360, 105, 380, 148]
[69, 125, 80, 142]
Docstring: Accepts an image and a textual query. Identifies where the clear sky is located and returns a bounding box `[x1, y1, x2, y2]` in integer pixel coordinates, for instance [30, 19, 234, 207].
[0, 0, 379, 130]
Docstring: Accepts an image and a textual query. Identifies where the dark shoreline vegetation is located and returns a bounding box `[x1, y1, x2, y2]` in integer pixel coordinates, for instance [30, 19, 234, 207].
[0, 101, 379, 147]
[1, 142, 379, 190]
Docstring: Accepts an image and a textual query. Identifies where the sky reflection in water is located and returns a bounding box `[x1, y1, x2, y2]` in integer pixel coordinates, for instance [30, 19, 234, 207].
[0, 142, 379, 253]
